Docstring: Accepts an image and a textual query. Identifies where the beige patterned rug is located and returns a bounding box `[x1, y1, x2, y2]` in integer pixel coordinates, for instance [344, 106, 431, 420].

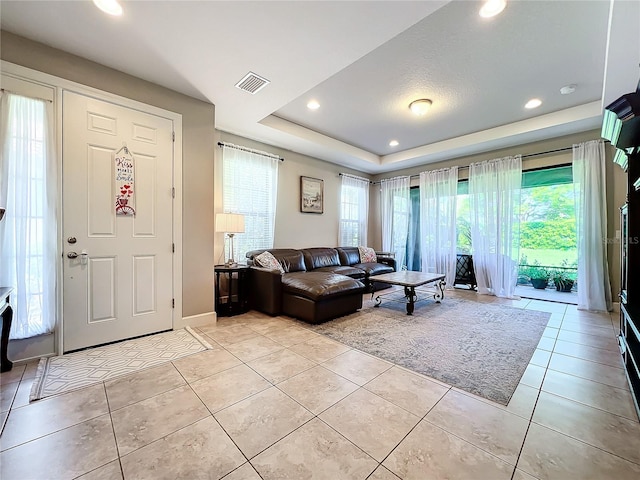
[30, 327, 213, 401]
[310, 294, 550, 405]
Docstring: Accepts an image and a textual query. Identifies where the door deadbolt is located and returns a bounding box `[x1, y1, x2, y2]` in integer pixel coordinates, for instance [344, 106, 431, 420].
[67, 237, 77, 244]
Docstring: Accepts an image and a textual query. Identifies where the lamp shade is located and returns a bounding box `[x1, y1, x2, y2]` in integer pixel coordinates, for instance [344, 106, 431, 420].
[215, 213, 245, 233]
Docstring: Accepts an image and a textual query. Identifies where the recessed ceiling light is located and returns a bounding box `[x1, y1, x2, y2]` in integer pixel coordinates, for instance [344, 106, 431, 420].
[479, 0, 507, 18]
[409, 99, 432, 116]
[525, 98, 542, 109]
[389, 140, 399, 147]
[307, 100, 320, 110]
[560, 84, 577, 95]
[93, 0, 123, 16]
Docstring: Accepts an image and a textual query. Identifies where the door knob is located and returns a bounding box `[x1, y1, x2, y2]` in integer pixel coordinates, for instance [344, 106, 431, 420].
[67, 252, 78, 259]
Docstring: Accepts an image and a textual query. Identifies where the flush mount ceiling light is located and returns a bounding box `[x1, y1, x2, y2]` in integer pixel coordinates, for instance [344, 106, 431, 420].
[479, 0, 507, 18]
[93, 0, 123, 16]
[307, 100, 320, 110]
[560, 84, 577, 95]
[525, 98, 542, 109]
[389, 140, 399, 147]
[409, 99, 433, 116]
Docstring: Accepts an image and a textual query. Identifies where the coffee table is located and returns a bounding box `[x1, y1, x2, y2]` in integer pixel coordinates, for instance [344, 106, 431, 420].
[372, 271, 446, 315]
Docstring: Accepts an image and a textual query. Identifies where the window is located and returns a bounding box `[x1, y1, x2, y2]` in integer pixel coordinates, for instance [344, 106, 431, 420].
[406, 187, 421, 270]
[519, 165, 576, 269]
[339, 174, 369, 246]
[0, 92, 57, 339]
[456, 180, 471, 254]
[221, 144, 279, 260]
[381, 176, 410, 268]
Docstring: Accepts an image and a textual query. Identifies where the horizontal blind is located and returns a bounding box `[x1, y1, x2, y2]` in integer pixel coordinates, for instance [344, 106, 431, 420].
[339, 175, 369, 247]
[222, 146, 279, 261]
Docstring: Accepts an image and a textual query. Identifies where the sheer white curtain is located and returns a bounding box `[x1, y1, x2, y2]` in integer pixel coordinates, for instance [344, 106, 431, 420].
[222, 144, 279, 261]
[381, 176, 410, 269]
[339, 174, 369, 246]
[0, 92, 57, 339]
[573, 140, 612, 311]
[419, 167, 458, 287]
[469, 155, 521, 298]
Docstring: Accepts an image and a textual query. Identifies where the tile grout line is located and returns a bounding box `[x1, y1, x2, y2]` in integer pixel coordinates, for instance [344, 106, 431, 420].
[100, 381, 124, 480]
[372, 387, 452, 476]
[509, 310, 561, 480]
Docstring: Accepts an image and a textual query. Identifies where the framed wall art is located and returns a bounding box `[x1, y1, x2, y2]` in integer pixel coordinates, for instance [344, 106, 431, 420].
[300, 176, 323, 214]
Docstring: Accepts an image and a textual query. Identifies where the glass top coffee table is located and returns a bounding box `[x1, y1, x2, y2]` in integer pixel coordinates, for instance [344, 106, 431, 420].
[372, 271, 446, 315]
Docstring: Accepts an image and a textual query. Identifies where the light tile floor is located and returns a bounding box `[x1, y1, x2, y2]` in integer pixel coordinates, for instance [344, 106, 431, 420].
[1, 289, 639, 480]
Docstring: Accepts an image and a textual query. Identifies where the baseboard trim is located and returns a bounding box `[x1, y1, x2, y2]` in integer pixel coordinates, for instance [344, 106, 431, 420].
[8, 333, 56, 364]
[176, 311, 217, 330]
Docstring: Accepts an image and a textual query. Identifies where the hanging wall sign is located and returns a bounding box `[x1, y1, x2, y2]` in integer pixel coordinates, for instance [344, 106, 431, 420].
[114, 146, 136, 216]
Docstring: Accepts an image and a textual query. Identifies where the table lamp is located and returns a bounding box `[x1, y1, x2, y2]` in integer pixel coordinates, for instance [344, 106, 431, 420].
[215, 213, 245, 266]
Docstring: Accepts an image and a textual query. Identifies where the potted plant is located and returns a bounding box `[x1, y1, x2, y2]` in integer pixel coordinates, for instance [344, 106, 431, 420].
[520, 261, 550, 289]
[551, 269, 576, 292]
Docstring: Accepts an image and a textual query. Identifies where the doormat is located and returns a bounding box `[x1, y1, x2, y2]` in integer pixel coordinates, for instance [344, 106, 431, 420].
[29, 327, 213, 401]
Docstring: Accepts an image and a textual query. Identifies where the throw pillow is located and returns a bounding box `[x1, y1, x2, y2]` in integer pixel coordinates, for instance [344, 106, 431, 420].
[254, 251, 285, 273]
[358, 246, 377, 263]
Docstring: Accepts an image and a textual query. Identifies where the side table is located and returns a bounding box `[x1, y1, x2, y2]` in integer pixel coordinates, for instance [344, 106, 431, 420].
[214, 265, 250, 317]
[1, 287, 14, 372]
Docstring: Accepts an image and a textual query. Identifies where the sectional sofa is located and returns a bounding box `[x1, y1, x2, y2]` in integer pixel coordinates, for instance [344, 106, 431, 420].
[246, 247, 396, 324]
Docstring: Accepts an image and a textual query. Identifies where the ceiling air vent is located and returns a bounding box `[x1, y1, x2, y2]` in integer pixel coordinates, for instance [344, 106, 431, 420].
[235, 72, 270, 94]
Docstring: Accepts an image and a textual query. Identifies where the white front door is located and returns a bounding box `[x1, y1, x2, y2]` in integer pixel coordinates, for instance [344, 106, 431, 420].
[62, 91, 174, 352]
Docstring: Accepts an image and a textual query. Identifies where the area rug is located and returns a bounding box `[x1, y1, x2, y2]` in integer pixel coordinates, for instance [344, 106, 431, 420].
[30, 327, 213, 401]
[310, 295, 550, 405]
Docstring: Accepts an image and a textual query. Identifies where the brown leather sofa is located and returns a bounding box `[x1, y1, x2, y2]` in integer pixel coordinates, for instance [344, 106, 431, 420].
[246, 247, 396, 324]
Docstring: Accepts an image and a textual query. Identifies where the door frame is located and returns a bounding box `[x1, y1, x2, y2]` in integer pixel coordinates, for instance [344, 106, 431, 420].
[1, 61, 183, 357]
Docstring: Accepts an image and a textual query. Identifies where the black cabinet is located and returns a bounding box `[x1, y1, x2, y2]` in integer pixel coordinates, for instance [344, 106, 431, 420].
[214, 265, 250, 317]
[619, 303, 640, 419]
[618, 155, 640, 420]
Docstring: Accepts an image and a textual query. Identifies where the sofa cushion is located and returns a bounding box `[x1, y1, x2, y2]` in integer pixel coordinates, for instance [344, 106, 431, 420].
[282, 272, 364, 301]
[257, 250, 306, 273]
[336, 247, 362, 267]
[314, 265, 366, 278]
[353, 262, 394, 276]
[254, 251, 285, 273]
[301, 248, 341, 271]
[358, 246, 377, 263]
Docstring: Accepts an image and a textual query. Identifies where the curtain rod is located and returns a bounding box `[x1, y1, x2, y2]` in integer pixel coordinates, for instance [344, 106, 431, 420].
[372, 141, 610, 184]
[0, 88, 53, 103]
[217, 141, 284, 161]
[338, 172, 372, 184]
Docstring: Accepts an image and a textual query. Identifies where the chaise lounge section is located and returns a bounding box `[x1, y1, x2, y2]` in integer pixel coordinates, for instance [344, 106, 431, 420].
[246, 247, 396, 324]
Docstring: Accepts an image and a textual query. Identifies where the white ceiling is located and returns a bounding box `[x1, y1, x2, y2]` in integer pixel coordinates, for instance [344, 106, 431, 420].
[1, 1, 639, 174]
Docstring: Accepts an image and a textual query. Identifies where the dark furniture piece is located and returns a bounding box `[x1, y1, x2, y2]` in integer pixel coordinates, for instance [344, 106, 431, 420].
[372, 271, 446, 315]
[214, 265, 250, 317]
[619, 200, 640, 420]
[605, 82, 640, 420]
[246, 247, 396, 324]
[454, 254, 476, 290]
[335, 247, 396, 292]
[1, 287, 14, 372]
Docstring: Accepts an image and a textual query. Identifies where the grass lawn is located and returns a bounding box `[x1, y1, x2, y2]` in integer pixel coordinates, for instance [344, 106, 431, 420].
[519, 248, 577, 268]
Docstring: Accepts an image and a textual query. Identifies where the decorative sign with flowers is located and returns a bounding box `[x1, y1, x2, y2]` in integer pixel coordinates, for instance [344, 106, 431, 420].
[114, 146, 136, 216]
